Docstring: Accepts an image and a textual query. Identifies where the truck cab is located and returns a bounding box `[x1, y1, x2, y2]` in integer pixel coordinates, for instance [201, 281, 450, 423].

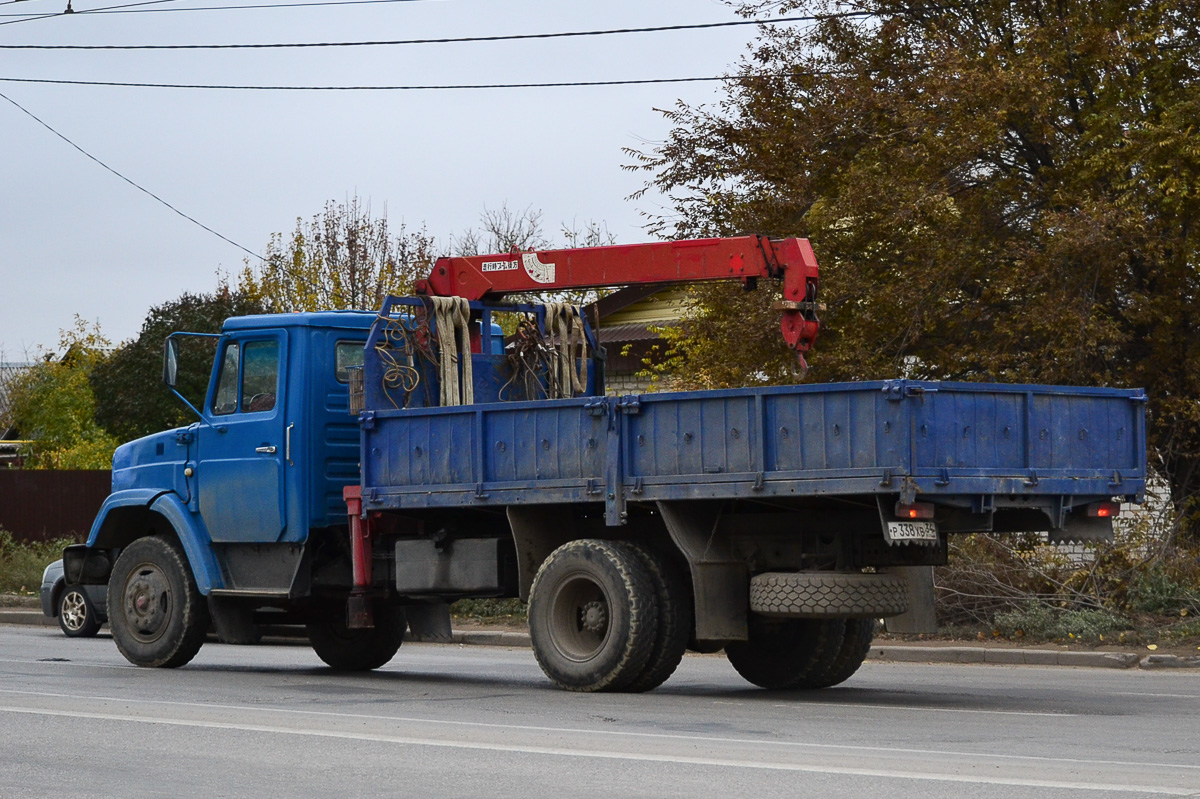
[67, 312, 378, 656]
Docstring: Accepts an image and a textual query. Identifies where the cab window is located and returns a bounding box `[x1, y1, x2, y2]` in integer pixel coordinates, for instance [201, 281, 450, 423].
[242, 340, 279, 412]
[212, 343, 240, 415]
[335, 341, 364, 383]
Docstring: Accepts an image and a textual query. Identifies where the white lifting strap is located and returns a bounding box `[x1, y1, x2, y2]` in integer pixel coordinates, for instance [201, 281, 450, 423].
[544, 303, 588, 399]
[431, 296, 474, 406]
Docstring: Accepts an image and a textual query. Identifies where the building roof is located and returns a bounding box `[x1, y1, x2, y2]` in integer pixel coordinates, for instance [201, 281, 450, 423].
[586, 286, 692, 347]
[596, 323, 669, 344]
[0, 362, 33, 438]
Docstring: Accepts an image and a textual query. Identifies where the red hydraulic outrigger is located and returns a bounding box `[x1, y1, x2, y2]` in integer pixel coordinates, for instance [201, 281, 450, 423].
[414, 235, 822, 367]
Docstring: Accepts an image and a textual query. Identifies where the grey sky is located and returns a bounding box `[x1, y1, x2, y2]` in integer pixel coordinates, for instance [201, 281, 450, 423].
[1, 0, 763, 355]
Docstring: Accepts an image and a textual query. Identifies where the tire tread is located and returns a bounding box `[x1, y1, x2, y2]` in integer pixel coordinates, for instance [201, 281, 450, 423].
[749, 571, 908, 618]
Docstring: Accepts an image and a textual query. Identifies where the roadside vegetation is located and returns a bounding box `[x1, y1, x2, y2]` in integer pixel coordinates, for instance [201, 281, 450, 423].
[450, 598, 528, 626]
[932, 500, 1200, 647]
[0, 529, 73, 597]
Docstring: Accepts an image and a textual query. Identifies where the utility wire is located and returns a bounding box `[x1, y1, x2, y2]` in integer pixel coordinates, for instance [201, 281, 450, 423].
[0, 0, 439, 15]
[0, 0, 189, 25]
[0, 9, 53, 22]
[0, 0, 437, 23]
[0, 11, 864, 40]
[0, 73, 849, 90]
[0, 89, 262, 260]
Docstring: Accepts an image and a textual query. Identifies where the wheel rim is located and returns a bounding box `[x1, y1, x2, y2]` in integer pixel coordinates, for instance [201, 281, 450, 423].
[122, 562, 173, 643]
[60, 591, 88, 632]
[547, 571, 612, 662]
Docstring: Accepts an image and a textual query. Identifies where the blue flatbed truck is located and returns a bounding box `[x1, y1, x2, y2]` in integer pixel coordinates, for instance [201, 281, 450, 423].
[64, 237, 1147, 692]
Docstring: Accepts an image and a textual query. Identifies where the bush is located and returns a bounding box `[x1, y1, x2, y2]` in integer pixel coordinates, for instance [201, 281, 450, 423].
[934, 492, 1200, 644]
[0, 528, 74, 595]
[1128, 569, 1200, 616]
[450, 598, 527, 625]
[992, 602, 1132, 643]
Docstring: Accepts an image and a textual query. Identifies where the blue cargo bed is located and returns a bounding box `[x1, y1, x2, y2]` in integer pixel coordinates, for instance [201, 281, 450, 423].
[359, 379, 1146, 524]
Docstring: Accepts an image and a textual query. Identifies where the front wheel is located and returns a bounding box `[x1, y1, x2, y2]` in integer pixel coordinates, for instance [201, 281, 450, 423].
[107, 536, 209, 668]
[58, 587, 102, 638]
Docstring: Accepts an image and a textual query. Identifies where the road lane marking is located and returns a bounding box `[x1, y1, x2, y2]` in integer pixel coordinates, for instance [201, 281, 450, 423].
[775, 701, 1071, 717]
[0, 704, 1191, 795]
[1, 687, 1197, 774]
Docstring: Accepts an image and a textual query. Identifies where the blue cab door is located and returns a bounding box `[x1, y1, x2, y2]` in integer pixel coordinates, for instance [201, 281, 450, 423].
[196, 333, 290, 543]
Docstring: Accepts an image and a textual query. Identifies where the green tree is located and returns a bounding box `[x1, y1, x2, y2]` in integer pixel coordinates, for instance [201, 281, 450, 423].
[7, 318, 118, 469]
[90, 288, 267, 441]
[239, 197, 437, 312]
[629, 0, 1200, 536]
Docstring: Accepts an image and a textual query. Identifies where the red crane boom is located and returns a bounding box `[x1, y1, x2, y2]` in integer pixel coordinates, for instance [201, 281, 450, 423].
[415, 235, 821, 366]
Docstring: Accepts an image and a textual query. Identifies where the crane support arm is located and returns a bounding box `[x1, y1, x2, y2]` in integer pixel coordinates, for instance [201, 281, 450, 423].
[415, 235, 821, 359]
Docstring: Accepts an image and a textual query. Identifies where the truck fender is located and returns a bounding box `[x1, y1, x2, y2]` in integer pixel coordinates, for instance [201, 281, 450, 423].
[67, 489, 166, 585]
[148, 492, 224, 595]
[72, 489, 224, 594]
[84, 489, 164, 547]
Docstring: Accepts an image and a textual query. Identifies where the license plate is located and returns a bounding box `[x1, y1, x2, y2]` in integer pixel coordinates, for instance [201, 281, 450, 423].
[885, 520, 939, 544]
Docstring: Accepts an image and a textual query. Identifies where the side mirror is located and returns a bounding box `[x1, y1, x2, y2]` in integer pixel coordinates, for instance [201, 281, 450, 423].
[163, 337, 179, 388]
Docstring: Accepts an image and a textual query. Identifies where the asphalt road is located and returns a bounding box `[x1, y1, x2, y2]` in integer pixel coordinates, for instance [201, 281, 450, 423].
[0, 626, 1197, 799]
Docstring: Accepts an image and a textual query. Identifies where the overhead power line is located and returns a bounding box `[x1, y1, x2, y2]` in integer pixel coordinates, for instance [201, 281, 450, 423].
[0, 0, 189, 25]
[0, 12, 866, 42]
[0, 72, 850, 90]
[0, 89, 261, 260]
[0, 0, 436, 24]
[0, 0, 449, 14]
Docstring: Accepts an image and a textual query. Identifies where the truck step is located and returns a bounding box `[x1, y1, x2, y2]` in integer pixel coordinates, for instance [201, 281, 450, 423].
[208, 589, 292, 600]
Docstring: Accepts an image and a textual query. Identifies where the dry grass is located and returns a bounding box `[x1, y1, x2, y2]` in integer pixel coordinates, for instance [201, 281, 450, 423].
[0, 529, 73, 595]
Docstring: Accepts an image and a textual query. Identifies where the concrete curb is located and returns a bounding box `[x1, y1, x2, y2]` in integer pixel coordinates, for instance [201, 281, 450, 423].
[0, 609, 55, 628]
[1140, 653, 1200, 669]
[867, 645, 1142, 669]
[5, 609, 1196, 669]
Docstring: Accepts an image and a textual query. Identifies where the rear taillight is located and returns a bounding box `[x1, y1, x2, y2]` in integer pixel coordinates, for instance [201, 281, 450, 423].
[1086, 501, 1122, 518]
[894, 501, 935, 520]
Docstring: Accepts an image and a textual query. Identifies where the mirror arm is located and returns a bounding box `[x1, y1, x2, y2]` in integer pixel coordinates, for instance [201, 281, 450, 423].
[163, 331, 224, 432]
[167, 386, 224, 432]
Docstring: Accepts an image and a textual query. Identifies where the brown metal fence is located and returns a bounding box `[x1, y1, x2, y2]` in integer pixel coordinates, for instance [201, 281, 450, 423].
[0, 470, 111, 543]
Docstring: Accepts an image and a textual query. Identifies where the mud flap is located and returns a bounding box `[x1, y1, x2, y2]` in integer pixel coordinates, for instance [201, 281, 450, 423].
[208, 596, 262, 645]
[406, 602, 453, 642]
[883, 566, 938, 634]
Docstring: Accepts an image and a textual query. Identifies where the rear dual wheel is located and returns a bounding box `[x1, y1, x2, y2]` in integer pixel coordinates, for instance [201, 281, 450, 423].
[528, 539, 661, 693]
[725, 616, 845, 690]
[616, 542, 692, 693]
[307, 603, 407, 671]
[725, 616, 877, 690]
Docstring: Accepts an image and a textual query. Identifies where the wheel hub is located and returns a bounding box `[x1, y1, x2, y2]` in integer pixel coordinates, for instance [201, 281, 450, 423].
[123, 565, 171, 641]
[579, 600, 607, 634]
[60, 591, 87, 631]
